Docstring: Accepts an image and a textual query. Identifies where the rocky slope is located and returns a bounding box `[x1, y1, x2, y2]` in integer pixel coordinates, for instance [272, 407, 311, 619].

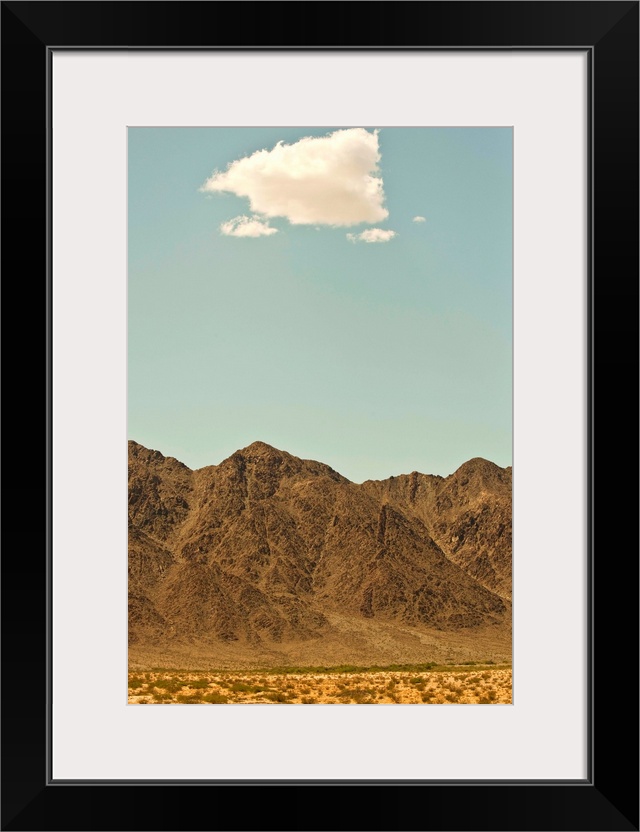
[128, 440, 512, 665]
[361, 457, 512, 600]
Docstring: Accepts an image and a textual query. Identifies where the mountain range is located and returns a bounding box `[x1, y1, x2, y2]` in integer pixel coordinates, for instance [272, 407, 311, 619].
[128, 440, 512, 668]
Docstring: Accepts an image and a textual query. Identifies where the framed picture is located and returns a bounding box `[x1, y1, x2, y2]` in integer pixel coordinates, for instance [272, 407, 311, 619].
[3, 2, 637, 830]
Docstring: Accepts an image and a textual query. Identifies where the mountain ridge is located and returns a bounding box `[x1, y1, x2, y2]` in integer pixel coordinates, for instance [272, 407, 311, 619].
[128, 440, 512, 668]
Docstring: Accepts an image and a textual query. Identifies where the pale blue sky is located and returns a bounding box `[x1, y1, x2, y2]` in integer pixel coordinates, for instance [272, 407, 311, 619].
[128, 127, 512, 482]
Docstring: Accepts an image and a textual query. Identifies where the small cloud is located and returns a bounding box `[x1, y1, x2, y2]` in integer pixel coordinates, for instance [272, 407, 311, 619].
[413, 216, 427, 223]
[347, 228, 397, 243]
[219, 215, 278, 238]
[201, 128, 388, 227]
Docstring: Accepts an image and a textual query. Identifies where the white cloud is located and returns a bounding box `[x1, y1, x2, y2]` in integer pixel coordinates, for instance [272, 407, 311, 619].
[219, 215, 278, 238]
[347, 228, 397, 243]
[413, 215, 427, 223]
[201, 128, 389, 227]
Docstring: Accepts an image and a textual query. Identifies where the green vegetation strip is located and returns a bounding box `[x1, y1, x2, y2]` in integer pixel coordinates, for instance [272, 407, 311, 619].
[131, 661, 510, 680]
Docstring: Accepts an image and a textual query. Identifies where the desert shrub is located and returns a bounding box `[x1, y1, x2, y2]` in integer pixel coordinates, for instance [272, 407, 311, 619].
[338, 687, 374, 703]
[152, 691, 173, 702]
[264, 691, 289, 703]
[153, 677, 187, 693]
[176, 693, 203, 704]
[128, 677, 145, 690]
[229, 682, 268, 694]
[301, 697, 317, 704]
[201, 693, 229, 704]
[410, 677, 424, 685]
[350, 689, 374, 704]
[187, 678, 211, 689]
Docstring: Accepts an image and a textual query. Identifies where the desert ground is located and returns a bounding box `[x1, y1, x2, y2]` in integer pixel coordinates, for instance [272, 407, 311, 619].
[128, 663, 512, 704]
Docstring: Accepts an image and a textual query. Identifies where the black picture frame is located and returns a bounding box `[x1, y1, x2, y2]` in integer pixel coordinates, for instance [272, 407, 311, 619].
[2, 2, 638, 830]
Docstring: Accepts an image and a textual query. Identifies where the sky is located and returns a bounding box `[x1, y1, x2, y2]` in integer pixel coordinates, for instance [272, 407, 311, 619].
[128, 127, 512, 482]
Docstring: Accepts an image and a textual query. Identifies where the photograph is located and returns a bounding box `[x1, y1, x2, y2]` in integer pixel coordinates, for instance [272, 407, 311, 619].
[127, 126, 513, 705]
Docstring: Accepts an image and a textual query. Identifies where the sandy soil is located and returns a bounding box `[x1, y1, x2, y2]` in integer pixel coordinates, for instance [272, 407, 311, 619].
[129, 613, 512, 672]
[128, 666, 512, 704]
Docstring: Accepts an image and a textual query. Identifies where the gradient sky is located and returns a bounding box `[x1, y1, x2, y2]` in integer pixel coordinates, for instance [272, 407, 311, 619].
[128, 127, 512, 482]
